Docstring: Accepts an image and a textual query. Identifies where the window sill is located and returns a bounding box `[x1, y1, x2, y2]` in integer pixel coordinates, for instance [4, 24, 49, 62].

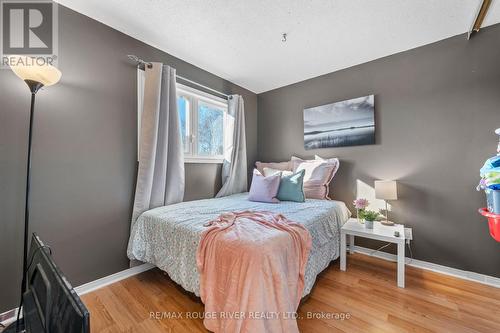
[184, 157, 224, 164]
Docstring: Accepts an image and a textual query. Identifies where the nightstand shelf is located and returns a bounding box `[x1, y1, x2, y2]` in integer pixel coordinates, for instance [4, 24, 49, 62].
[340, 218, 406, 288]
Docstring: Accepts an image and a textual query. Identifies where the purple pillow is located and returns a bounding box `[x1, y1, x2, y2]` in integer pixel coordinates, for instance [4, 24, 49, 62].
[248, 170, 281, 203]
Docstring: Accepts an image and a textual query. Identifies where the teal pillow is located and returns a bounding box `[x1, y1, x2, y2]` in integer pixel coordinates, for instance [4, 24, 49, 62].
[277, 169, 306, 202]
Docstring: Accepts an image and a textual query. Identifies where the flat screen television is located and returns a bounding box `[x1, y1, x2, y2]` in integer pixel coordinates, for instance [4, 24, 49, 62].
[5, 233, 90, 333]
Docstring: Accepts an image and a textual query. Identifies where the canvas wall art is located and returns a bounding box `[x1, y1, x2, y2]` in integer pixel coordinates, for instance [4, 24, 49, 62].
[304, 95, 375, 149]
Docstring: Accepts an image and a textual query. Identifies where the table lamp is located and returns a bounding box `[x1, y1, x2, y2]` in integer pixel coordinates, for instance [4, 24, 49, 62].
[375, 180, 398, 226]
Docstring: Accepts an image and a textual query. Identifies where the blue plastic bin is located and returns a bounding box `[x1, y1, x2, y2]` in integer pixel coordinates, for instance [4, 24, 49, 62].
[486, 188, 500, 214]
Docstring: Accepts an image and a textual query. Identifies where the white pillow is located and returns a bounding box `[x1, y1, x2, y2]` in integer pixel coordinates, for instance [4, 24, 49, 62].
[292, 155, 339, 164]
[255, 161, 292, 175]
[291, 155, 340, 199]
[263, 167, 293, 177]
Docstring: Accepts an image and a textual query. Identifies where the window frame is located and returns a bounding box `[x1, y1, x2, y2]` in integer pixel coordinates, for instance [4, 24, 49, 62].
[176, 83, 228, 164]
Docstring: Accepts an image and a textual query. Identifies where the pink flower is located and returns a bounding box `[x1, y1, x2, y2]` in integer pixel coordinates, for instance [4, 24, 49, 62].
[353, 198, 369, 209]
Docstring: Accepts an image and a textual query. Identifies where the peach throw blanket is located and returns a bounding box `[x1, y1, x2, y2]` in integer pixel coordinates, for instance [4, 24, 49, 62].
[196, 211, 312, 333]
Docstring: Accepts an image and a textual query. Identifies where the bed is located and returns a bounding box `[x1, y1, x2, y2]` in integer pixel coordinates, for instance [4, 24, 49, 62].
[127, 192, 351, 297]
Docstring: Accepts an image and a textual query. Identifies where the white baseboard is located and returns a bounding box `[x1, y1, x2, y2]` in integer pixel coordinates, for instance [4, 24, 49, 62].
[353, 245, 500, 289]
[74, 263, 154, 295]
[0, 263, 154, 327]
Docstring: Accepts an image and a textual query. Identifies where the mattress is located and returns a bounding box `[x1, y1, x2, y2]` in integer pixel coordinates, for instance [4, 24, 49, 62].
[127, 193, 351, 297]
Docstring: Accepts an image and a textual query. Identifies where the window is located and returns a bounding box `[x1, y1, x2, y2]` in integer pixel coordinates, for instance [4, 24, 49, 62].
[137, 69, 228, 163]
[176, 83, 228, 163]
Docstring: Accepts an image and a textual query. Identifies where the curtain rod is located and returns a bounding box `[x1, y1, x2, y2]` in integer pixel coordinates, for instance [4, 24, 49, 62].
[127, 54, 230, 99]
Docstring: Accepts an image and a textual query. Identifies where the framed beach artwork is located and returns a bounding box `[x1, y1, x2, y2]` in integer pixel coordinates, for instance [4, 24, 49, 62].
[303, 95, 375, 149]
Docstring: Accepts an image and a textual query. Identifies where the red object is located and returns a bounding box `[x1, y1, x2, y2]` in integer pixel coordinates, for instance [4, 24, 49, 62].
[479, 208, 500, 242]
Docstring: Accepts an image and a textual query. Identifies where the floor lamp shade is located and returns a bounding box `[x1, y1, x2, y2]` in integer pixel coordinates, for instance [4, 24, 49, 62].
[375, 180, 398, 200]
[9, 55, 62, 87]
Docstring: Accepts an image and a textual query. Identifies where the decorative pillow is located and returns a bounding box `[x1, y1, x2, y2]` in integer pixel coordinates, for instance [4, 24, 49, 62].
[276, 169, 306, 202]
[291, 155, 340, 200]
[248, 169, 281, 203]
[315, 155, 340, 165]
[255, 161, 292, 175]
[263, 168, 305, 202]
[292, 155, 339, 166]
[262, 167, 293, 177]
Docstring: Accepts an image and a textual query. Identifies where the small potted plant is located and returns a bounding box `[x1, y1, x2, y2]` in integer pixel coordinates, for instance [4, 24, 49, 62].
[353, 198, 369, 224]
[362, 210, 379, 229]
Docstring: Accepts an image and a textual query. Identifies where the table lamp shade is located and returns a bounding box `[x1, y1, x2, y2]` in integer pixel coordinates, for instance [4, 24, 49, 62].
[375, 180, 398, 200]
[9, 56, 62, 87]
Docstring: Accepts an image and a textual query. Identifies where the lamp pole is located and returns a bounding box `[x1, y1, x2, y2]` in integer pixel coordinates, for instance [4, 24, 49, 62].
[15, 81, 44, 332]
[20, 81, 43, 297]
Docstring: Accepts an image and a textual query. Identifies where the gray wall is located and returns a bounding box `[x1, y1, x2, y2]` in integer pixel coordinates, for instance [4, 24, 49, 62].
[0, 5, 257, 312]
[258, 24, 500, 278]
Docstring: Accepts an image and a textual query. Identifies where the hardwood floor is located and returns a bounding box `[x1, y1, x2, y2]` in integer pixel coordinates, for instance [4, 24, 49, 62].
[82, 253, 500, 332]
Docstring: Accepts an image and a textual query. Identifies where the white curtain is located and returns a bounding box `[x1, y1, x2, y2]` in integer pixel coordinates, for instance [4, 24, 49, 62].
[131, 63, 185, 227]
[216, 95, 247, 197]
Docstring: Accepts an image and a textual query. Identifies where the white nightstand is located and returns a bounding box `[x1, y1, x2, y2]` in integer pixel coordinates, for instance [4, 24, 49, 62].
[340, 218, 406, 288]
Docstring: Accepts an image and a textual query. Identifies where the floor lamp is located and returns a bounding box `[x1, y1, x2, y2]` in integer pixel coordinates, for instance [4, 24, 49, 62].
[8, 56, 61, 324]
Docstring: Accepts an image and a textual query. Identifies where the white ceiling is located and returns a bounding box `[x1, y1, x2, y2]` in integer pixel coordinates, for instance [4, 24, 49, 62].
[56, 0, 500, 93]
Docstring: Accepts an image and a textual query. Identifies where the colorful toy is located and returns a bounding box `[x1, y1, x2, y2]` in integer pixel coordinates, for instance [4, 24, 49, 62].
[478, 128, 500, 242]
